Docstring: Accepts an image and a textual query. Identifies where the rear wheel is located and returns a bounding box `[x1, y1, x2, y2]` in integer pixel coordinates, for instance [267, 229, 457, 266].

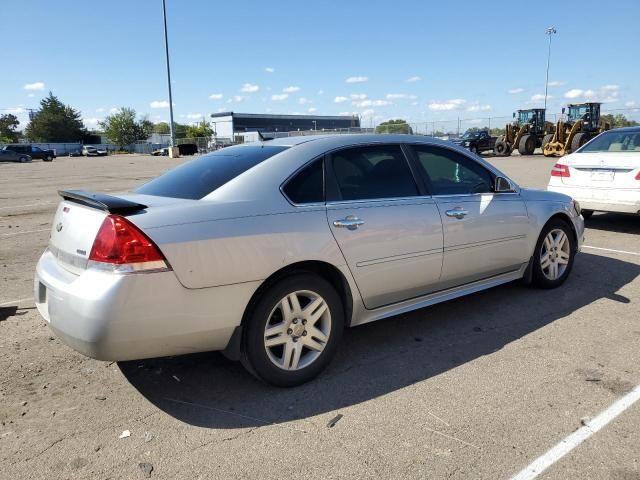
[44, 155, 53, 162]
[243, 273, 344, 387]
[469, 145, 478, 154]
[531, 219, 576, 289]
[518, 134, 536, 155]
[494, 137, 511, 156]
[19, 156, 29, 163]
[571, 132, 590, 152]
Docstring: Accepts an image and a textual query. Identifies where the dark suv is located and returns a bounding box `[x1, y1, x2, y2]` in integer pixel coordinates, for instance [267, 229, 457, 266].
[3, 144, 56, 161]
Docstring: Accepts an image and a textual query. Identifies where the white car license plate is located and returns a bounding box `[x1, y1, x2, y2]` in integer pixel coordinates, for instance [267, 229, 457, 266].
[591, 170, 614, 181]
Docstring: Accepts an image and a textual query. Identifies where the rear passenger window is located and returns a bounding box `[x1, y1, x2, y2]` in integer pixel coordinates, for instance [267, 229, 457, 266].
[411, 145, 493, 195]
[329, 145, 418, 201]
[283, 159, 324, 204]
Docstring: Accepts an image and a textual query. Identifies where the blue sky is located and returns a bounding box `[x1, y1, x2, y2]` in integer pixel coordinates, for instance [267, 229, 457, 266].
[2, 0, 639, 130]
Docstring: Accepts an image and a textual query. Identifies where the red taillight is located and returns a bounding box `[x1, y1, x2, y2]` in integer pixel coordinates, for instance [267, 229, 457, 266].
[551, 163, 570, 177]
[635, 171, 640, 180]
[89, 214, 167, 271]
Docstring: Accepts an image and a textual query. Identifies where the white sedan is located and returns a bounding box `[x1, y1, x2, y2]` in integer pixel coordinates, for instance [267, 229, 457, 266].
[548, 127, 640, 218]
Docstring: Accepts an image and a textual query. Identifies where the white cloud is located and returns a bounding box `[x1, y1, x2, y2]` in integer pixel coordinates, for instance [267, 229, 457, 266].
[530, 94, 549, 102]
[564, 89, 583, 99]
[150, 100, 171, 108]
[240, 83, 259, 93]
[350, 93, 367, 100]
[264, 67, 275, 73]
[354, 99, 391, 108]
[232, 95, 246, 102]
[406, 76, 421, 83]
[109, 107, 119, 114]
[271, 94, 289, 101]
[386, 93, 417, 100]
[625, 101, 637, 107]
[208, 93, 224, 100]
[96, 108, 105, 113]
[346, 76, 368, 84]
[24, 82, 45, 91]
[4, 107, 25, 114]
[564, 85, 620, 103]
[27, 93, 35, 98]
[334, 96, 349, 103]
[308, 107, 317, 113]
[466, 104, 492, 112]
[428, 98, 466, 111]
[298, 97, 312, 105]
[317, 90, 324, 95]
[83, 117, 102, 128]
[360, 109, 375, 117]
[508, 88, 525, 94]
[547, 81, 566, 87]
[182, 113, 203, 119]
[338, 111, 357, 116]
[283, 86, 300, 93]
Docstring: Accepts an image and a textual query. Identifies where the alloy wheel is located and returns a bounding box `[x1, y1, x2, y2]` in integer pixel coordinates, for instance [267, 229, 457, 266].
[263, 290, 331, 371]
[540, 228, 570, 280]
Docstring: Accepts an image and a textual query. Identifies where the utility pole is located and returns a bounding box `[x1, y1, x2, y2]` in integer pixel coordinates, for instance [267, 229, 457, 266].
[162, 0, 177, 157]
[544, 27, 557, 111]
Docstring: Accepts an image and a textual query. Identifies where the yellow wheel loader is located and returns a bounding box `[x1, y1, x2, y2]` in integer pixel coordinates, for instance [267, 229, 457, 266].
[494, 109, 555, 156]
[543, 103, 610, 157]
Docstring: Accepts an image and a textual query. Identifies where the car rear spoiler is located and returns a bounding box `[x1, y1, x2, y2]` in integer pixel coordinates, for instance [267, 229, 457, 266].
[58, 190, 147, 214]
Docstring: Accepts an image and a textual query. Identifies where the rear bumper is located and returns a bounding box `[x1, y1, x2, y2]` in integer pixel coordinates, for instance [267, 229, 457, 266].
[548, 184, 640, 214]
[34, 249, 260, 361]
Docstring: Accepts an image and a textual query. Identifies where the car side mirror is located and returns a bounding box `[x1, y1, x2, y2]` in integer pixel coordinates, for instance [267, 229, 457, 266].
[494, 176, 513, 193]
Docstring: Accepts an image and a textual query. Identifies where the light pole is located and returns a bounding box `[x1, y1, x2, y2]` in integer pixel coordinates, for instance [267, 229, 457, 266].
[161, 0, 177, 156]
[544, 26, 557, 112]
[312, 120, 317, 131]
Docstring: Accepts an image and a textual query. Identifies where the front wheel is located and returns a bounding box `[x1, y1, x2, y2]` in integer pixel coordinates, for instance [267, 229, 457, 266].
[531, 219, 576, 289]
[243, 273, 344, 387]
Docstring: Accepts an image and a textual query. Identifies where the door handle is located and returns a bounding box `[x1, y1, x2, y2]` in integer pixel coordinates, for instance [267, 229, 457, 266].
[333, 215, 365, 230]
[445, 208, 468, 219]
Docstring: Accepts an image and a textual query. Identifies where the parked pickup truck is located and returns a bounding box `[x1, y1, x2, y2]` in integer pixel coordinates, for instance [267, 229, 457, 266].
[451, 130, 497, 155]
[2, 144, 55, 161]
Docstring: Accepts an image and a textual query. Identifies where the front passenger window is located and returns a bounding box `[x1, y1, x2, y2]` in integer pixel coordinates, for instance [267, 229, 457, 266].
[411, 146, 493, 195]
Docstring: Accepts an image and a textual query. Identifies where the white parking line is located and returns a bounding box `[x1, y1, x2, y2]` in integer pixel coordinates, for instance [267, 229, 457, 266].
[0, 228, 49, 238]
[0, 297, 33, 307]
[583, 245, 640, 257]
[509, 385, 640, 480]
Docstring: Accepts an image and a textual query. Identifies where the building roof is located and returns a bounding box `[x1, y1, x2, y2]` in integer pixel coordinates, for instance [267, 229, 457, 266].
[210, 111, 357, 121]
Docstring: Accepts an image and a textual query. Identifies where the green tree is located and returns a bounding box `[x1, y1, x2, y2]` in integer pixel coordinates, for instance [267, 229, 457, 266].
[185, 120, 213, 138]
[25, 92, 86, 142]
[139, 118, 155, 139]
[99, 107, 148, 148]
[601, 113, 640, 128]
[0, 114, 20, 143]
[376, 119, 413, 134]
[153, 122, 170, 134]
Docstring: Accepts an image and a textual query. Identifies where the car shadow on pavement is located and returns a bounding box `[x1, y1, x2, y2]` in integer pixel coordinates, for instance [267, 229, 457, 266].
[120, 252, 639, 429]
[585, 213, 640, 235]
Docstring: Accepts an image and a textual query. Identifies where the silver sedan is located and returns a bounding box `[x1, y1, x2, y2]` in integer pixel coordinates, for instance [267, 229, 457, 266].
[34, 135, 584, 386]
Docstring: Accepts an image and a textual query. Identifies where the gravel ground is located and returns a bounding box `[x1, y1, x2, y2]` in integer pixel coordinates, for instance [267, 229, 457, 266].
[1, 152, 638, 479]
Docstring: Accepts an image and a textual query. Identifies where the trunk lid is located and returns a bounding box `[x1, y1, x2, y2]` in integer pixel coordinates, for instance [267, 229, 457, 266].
[562, 152, 640, 188]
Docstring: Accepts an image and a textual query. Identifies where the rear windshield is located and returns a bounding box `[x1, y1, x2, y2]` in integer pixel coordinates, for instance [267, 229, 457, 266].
[579, 129, 640, 153]
[135, 145, 288, 199]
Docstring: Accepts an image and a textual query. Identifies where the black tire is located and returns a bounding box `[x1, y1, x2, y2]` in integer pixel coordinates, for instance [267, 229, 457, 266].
[469, 145, 478, 154]
[44, 155, 53, 162]
[494, 138, 511, 156]
[542, 134, 554, 150]
[242, 273, 344, 387]
[19, 156, 29, 163]
[518, 134, 536, 155]
[531, 218, 576, 289]
[581, 209, 594, 219]
[571, 132, 589, 152]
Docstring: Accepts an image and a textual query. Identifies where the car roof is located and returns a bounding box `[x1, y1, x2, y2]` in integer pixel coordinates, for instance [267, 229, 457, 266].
[265, 133, 455, 149]
[604, 126, 640, 133]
